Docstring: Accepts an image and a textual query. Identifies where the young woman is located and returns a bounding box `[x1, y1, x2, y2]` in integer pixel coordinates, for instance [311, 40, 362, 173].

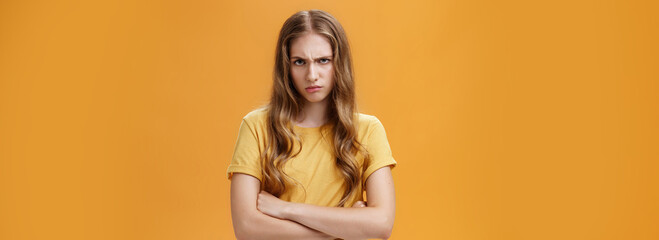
[227, 9, 397, 240]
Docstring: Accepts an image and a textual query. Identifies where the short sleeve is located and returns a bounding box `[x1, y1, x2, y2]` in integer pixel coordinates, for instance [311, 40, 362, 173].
[226, 118, 263, 182]
[362, 117, 397, 185]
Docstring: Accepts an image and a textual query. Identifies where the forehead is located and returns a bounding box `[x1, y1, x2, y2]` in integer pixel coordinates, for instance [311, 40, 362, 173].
[289, 33, 333, 58]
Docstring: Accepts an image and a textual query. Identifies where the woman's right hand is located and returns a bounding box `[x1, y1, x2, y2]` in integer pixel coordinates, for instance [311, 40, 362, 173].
[352, 200, 367, 208]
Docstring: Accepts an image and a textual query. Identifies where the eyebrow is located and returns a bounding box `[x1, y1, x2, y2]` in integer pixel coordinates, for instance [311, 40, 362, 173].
[290, 56, 333, 60]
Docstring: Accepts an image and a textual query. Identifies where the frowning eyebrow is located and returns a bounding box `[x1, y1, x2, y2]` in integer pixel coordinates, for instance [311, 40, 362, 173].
[290, 56, 333, 60]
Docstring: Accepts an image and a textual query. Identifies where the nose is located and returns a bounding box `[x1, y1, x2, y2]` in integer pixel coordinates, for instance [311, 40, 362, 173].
[306, 63, 318, 82]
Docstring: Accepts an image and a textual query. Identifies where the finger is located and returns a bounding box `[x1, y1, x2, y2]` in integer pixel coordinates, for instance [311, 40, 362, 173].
[352, 201, 366, 208]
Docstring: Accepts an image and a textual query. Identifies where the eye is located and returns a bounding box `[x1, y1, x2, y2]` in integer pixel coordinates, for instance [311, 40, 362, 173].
[319, 58, 331, 64]
[293, 59, 305, 66]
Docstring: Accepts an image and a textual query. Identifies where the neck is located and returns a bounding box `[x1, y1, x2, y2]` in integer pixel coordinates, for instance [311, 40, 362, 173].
[296, 98, 330, 128]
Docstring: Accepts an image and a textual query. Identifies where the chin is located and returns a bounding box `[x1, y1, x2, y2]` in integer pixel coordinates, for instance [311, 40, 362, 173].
[304, 96, 327, 103]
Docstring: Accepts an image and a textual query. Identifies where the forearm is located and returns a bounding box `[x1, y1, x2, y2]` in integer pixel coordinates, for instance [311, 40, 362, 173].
[283, 203, 392, 240]
[235, 210, 336, 240]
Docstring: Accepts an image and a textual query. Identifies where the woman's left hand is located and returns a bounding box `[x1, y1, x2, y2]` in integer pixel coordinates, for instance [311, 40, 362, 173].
[257, 190, 293, 219]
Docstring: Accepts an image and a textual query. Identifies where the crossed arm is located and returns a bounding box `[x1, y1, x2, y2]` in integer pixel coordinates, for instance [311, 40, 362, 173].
[229, 166, 396, 240]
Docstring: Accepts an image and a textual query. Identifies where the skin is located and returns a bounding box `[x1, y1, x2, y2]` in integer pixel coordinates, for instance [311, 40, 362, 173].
[230, 173, 371, 240]
[255, 167, 395, 239]
[230, 31, 396, 240]
[288, 32, 335, 128]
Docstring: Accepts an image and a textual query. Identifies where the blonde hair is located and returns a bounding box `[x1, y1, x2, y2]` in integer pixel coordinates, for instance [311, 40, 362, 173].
[259, 9, 370, 207]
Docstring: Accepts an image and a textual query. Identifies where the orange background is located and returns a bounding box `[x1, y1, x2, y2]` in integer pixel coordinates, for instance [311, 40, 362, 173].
[1, 0, 658, 239]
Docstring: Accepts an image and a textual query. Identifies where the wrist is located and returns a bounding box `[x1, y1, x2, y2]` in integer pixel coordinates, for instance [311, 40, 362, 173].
[282, 201, 298, 220]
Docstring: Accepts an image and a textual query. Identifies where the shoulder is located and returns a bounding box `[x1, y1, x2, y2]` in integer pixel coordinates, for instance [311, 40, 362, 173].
[241, 106, 268, 125]
[235, 107, 269, 136]
[356, 112, 386, 138]
[357, 112, 379, 126]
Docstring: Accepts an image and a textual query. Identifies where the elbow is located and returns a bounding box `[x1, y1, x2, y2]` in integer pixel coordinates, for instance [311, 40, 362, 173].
[234, 230, 249, 240]
[380, 230, 392, 240]
[377, 215, 394, 239]
[377, 225, 393, 239]
[233, 218, 255, 240]
[234, 232, 247, 240]
[233, 224, 248, 240]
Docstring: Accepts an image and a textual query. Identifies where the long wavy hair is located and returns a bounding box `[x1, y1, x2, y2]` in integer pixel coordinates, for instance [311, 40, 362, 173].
[259, 9, 370, 207]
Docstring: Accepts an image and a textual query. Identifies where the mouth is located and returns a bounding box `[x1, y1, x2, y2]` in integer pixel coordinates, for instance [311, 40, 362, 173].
[305, 86, 322, 93]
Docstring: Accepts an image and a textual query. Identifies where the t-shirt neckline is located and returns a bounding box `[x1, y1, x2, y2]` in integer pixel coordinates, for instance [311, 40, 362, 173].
[294, 124, 322, 129]
[293, 122, 331, 134]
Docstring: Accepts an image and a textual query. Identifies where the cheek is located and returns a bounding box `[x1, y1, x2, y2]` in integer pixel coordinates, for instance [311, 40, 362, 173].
[320, 66, 333, 79]
[324, 66, 335, 84]
[290, 69, 304, 86]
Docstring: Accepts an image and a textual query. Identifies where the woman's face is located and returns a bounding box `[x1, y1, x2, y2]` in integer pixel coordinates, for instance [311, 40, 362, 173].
[289, 32, 334, 104]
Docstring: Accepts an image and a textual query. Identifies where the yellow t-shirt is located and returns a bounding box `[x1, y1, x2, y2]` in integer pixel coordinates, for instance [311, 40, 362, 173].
[226, 108, 397, 207]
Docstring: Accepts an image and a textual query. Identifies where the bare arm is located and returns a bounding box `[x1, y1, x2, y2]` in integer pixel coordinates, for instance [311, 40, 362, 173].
[257, 166, 396, 240]
[230, 173, 337, 240]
